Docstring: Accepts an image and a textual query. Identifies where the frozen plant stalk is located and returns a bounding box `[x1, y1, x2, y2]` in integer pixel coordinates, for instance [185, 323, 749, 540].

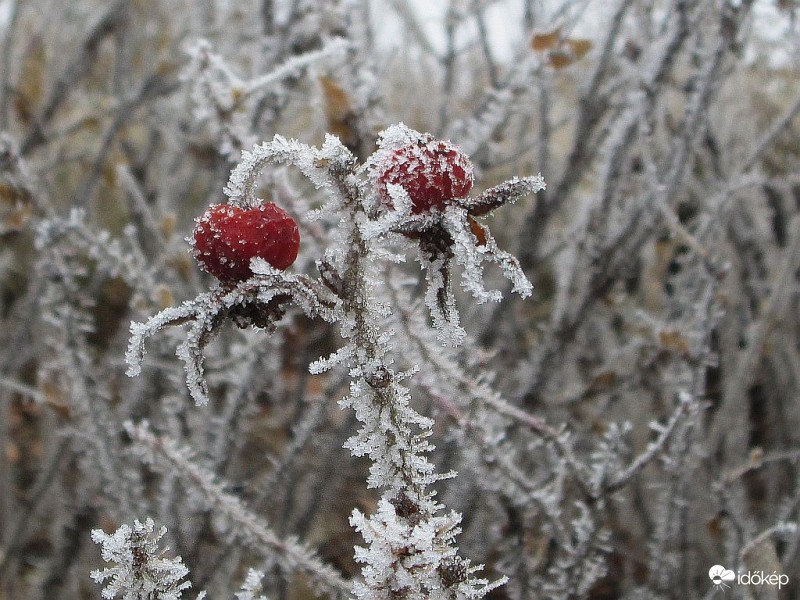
[91, 518, 192, 600]
[126, 124, 544, 598]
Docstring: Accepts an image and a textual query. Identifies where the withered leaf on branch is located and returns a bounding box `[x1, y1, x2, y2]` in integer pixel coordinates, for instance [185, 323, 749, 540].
[531, 28, 562, 51]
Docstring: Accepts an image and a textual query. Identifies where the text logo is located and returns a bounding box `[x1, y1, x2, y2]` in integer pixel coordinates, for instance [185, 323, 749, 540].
[709, 565, 789, 592]
[709, 565, 735, 591]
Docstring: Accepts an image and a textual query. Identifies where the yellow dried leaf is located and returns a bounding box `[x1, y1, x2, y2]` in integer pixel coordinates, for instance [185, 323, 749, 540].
[156, 59, 179, 78]
[160, 212, 177, 239]
[102, 161, 119, 187]
[320, 76, 350, 119]
[46, 397, 71, 419]
[549, 50, 574, 69]
[589, 370, 618, 392]
[155, 284, 174, 309]
[0, 182, 34, 232]
[566, 38, 593, 60]
[230, 87, 245, 104]
[320, 76, 356, 147]
[81, 116, 101, 132]
[531, 28, 561, 52]
[174, 253, 194, 281]
[467, 215, 487, 246]
[659, 329, 691, 357]
[707, 513, 725, 538]
[2, 203, 33, 231]
[306, 374, 326, 396]
[5, 441, 20, 463]
[15, 35, 46, 124]
[42, 380, 63, 405]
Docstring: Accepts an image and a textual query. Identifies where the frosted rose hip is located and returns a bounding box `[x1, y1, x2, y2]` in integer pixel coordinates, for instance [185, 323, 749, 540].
[192, 203, 299, 282]
[377, 136, 474, 213]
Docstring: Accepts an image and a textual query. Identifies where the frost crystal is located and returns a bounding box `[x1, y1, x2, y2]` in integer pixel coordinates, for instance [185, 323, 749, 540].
[126, 269, 338, 405]
[235, 569, 269, 600]
[350, 500, 506, 600]
[91, 518, 192, 600]
[184, 37, 348, 160]
[369, 123, 475, 213]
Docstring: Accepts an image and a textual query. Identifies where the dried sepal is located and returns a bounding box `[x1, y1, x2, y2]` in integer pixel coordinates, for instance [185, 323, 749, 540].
[419, 233, 465, 346]
[457, 175, 546, 217]
[362, 128, 543, 345]
[385, 201, 536, 345]
[126, 301, 199, 378]
[126, 262, 339, 405]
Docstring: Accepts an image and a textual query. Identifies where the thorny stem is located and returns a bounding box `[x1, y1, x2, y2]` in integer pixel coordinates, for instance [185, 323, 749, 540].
[332, 160, 426, 498]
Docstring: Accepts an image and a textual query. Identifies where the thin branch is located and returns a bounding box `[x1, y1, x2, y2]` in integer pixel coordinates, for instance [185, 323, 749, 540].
[127, 422, 352, 599]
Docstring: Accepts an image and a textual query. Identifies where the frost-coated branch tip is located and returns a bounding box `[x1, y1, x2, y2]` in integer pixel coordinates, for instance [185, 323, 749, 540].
[462, 175, 547, 217]
[91, 518, 192, 600]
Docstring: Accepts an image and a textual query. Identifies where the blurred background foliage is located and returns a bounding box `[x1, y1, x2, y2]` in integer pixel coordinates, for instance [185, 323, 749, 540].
[1, 0, 800, 598]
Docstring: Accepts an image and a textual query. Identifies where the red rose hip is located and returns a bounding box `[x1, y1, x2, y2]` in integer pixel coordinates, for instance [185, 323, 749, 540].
[376, 134, 474, 214]
[192, 202, 299, 282]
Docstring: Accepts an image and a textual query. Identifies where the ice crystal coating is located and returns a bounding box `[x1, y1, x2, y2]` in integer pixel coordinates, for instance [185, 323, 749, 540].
[350, 499, 506, 600]
[191, 202, 300, 281]
[90, 518, 192, 600]
[126, 268, 338, 405]
[183, 37, 349, 160]
[235, 569, 269, 600]
[372, 124, 474, 213]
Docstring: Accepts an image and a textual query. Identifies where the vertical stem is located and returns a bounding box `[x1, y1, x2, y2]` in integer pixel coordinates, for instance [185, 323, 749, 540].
[438, 0, 457, 136]
[0, 0, 20, 130]
[337, 172, 426, 498]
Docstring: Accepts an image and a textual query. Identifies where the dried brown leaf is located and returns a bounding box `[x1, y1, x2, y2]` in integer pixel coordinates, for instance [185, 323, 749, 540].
[566, 38, 593, 60]
[549, 50, 574, 69]
[467, 215, 487, 246]
[531, 28, 561, 51]
[658, 329, 691, 357]
[320, 76, 357, 147]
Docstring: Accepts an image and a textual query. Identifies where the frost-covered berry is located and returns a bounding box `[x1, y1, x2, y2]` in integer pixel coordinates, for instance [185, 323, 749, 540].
[192, 202, 299, 282]
[376, 134, 474, 214]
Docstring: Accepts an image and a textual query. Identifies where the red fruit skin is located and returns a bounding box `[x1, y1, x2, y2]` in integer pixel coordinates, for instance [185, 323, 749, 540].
[192, 203, 300, 282]
[377, 138, 474, 214]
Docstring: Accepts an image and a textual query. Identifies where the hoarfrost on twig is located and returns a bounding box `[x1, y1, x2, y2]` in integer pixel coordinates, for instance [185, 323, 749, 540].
[91, 518, 192, 600]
